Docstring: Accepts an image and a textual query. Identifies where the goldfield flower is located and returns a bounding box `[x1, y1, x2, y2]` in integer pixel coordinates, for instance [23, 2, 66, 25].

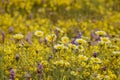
[46, 34, 56, 42]
[78, 45, 84, 52]
[78, 55, 88, 61]
[61, 36, 69, 43]
[70, 71, 78, 76]
[100, 37, 111, 44]
[55, 27, 64, 35]
[34, 30, 44, 37]
[54, 44, 63, 50]
[112, 51, 120, 55]
[75, 38, 86, 45]
[97, 74, 104, 80]
[91, 57, 102, 63]
[95, 31, 107, 36]
[68, 43, 78, 49]
[13, 33, 24, 40]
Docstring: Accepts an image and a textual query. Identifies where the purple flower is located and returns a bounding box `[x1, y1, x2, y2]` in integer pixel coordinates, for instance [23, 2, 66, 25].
[9, 68, 15, 80]
[37, 63, 43, 79]
[37, 63, 43, 74]
[25, 32, 33, 44]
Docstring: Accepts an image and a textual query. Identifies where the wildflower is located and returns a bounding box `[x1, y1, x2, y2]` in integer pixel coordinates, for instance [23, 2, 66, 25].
[13, 34, 24, 40]
[25, 32, 33, 44]
[95, 31, 107, 36]
[84, 72, 90, 76]
[100, 37, 111, 44]
[37, 63, 43, 79]
[97, 74, 104, 80]
[91, 57, 102, 63]
[78, 45, 84, 52]
[75, 38, 86, 45]
[9, 68, 15, 80]
[70, 71, 78, 76]
[34, 30, 44, 37]
[78, 55, 88, 61]
[54, 44, 63, 50]
[46, 34, 56, 42]
[61, 36, 69, 43]
[68, 43, 78, 49]
[112, 51, 120, 55]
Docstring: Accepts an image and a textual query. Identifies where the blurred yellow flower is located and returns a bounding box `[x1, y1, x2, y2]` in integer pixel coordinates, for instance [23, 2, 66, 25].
[100, 37, 111, 44]
[34, 30, 44, 37]
[46, 34, 56, 42]
[54, 44, 63, 50]
[13, 33, 24, 40]
[95, 31, 107, 36]
[78, 55, 88, 61]
[75, 39, 86, 45]
[61, 36, 69, 43]
[91, 57, 102, 63]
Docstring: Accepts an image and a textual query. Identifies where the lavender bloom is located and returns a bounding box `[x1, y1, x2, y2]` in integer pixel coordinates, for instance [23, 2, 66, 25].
[90, 31, 100, 41]
[44, 38, 47, 44]
[37, 63, 43, 74]
[77, 32, 82, 38]
[9, 68, 15, 80]
[71, 39, 78, 45]
[25, 32, 33, 44]
[37, 63, 43, 80]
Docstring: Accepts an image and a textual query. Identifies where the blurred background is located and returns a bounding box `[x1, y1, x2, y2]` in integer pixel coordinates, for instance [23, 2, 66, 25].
[0, 0, 120, 36]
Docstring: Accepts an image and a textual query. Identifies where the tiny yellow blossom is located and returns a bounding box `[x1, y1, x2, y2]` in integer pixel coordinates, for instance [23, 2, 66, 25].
[75, 38, 86, 45]
[95, 31, 107, 36]
[46, 34, 56, 42]
[61, 36, 69, 43]
[78, 55, 88, 61]
[34, 30, 44, 37]
[100, 37, 111, 44]
[13, 33, 24, 40]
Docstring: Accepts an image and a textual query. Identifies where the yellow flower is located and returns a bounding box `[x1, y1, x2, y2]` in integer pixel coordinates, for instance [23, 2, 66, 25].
[61, 36, 69, 43]
[13, 33, 24, 40]
[95, 31, 107, 36]
[54, 44, 63, 50]
[78, 45, 84, 52]
[46, 34, 56, 42]
[68, 43, 78, 49]
[100, 37, 111, 44]
[34, 30, 44, 37]
[75, 38, 86, 45]
[84, 72, 90, 76]
[70, 71, 78, 76]
[112, 51, 120, 55]
[91, 57, 102, 63]
[78, 55, 88, 61]
[97, 74, 104, 80]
